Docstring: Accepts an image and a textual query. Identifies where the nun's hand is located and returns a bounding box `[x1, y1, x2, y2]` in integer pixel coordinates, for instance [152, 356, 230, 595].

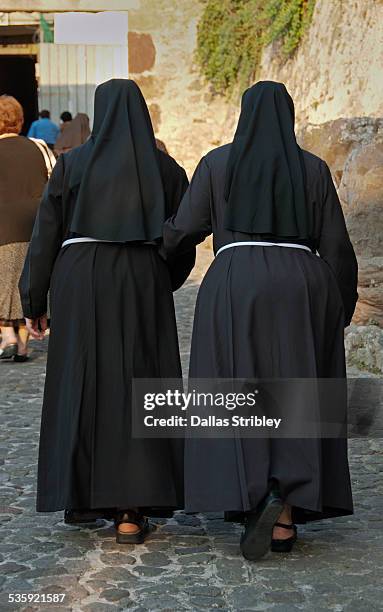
[25, 315, 48, 340]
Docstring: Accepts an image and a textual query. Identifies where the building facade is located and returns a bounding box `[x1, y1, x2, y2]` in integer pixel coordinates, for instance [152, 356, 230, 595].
[0, 5, 137, 129]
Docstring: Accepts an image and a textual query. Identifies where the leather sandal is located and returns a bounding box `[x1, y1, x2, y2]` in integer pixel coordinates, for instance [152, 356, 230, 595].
[115, 510, 149, 544]
[271, 522, 297, 553]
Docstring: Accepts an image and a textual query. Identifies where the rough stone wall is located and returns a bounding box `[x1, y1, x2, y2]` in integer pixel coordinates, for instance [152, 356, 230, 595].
[299, 117, 383, 330]
[258, 0, 383, 127]
[127, 0, 383, 175]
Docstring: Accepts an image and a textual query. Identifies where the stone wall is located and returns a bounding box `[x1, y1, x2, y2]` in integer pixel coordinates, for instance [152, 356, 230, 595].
[299, 118, 383, 328]
[127, 0, 383, 175]
[258, 0, 383, 126]
[2, 1, 139, 10]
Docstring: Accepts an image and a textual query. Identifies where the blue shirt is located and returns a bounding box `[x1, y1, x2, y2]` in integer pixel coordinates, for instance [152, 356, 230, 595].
[28, 118, 60, 145]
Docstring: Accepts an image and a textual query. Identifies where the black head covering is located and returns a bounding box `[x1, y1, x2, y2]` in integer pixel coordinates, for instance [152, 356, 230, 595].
[70, 79, 165, 242]
[224, 81, 311, 238]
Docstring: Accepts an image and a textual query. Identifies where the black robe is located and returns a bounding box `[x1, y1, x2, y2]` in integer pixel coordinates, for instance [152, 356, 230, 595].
[19, 145, 195, 512]
[163, 144, 358, 523]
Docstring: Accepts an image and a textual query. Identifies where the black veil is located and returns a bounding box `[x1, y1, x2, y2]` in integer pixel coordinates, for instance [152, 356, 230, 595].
[224, 81, 311, 238]
[70, 79, 165, 242]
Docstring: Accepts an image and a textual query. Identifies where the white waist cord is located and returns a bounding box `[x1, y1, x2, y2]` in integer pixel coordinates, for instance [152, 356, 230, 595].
[62, 237, 117, 248]
[61, 238, 158, 248]
[215, 241, 312, 257]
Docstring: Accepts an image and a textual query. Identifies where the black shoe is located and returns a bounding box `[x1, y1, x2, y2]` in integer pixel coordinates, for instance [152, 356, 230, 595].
[271, 522, 297, 553]
[13, 354, 30, 363]
[240, 491, 284, 561]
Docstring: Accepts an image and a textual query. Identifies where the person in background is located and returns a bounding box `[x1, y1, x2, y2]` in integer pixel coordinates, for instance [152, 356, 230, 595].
[54, 111, 73, 156]
[60, 111, 72, 124]
[54, 112, 90, 157]
[53, 111, 73, 157]
[28, 109, 60, 150]
[0, 95, 52, 361]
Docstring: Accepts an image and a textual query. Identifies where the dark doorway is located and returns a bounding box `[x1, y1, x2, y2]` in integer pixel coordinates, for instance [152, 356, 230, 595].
[0, 56, 38, 135]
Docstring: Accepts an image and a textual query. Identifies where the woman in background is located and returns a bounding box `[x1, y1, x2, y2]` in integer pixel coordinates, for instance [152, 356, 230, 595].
[54, 112, 90, 157]
[163, 81, 358, 561]
[0, 95, 51, 362]
[19, 79, 194, 543]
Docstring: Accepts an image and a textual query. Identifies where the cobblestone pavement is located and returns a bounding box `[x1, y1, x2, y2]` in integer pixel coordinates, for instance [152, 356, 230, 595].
[0, 246, 382, 612]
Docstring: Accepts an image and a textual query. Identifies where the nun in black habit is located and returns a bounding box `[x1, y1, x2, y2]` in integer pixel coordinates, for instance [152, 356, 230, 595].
[19, 79, 195, 544]
[163, 81, 358, 560]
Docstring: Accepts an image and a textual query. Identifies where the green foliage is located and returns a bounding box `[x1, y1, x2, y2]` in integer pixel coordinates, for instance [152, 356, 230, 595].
[263, 0, 316, 55]
[196, 0, 315, 96]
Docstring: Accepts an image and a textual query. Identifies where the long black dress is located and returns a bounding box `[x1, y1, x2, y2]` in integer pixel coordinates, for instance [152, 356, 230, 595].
[163, 143, 358, 523]
[19, 146, 193, 513]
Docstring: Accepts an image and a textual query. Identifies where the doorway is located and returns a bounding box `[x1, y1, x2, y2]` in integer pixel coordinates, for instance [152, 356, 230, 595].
[0, 56, 38, 134]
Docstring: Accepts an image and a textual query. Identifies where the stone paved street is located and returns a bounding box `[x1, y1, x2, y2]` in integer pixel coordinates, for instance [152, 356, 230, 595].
[0, 246, 382, 611]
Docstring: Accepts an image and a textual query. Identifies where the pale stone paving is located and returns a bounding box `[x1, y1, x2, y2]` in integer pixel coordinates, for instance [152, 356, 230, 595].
[0, 245, 382, 611]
